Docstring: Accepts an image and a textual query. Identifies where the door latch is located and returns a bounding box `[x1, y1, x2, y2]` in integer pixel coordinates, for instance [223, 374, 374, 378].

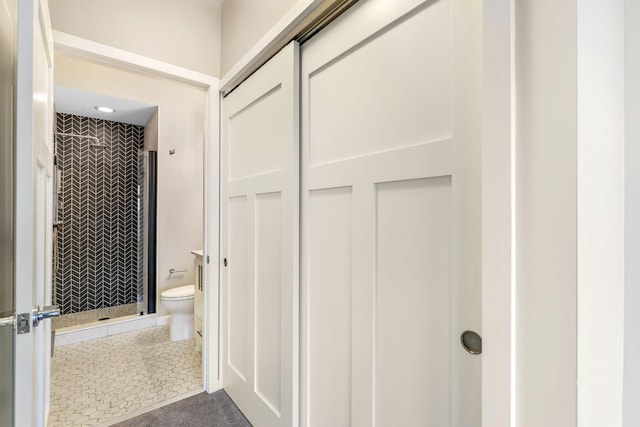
[0, 310, 30, 334]
[0, 305, 61, 334]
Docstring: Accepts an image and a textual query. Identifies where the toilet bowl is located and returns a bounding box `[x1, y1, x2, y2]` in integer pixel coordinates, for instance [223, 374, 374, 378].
[160, 284, 194, 341]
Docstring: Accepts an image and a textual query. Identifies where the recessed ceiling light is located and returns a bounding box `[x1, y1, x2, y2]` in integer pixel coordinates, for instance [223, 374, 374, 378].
[95, 105, 116, 113]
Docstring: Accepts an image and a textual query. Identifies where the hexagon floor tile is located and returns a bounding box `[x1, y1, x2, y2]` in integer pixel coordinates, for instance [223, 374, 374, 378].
[49, 325, 202, 426]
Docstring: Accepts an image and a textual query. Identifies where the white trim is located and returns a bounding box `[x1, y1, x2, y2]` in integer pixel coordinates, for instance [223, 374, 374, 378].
[219, 0, 323, 93]
[624, 1, 640, 424]
[576, 0, 625, 423]
[482, 0, 515, 426]
[204, 77, 224, 393]
[39, 0, 53, 65]
[53, 32, 222, 393]
[53, 31, 216, 89]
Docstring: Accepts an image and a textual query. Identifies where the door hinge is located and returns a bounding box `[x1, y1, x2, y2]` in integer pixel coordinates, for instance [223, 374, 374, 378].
[206, 255, 210, 264]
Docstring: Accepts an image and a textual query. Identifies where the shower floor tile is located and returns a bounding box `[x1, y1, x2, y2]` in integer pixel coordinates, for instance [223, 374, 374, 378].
[49, 325, 202, 426]
[53, 304, 138, 330]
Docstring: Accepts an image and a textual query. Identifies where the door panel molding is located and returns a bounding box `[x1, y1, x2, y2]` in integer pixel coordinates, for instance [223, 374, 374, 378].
[221, 41, 299, 427]
[301, 0, 482, 426]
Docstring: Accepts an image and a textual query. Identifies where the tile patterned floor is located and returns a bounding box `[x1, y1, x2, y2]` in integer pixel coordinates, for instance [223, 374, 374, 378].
[49, 325, 202, 426]
[53, 304, 138, 330]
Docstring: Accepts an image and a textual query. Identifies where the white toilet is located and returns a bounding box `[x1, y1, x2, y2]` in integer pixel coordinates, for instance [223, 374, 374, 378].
[160, 284, 195, 341]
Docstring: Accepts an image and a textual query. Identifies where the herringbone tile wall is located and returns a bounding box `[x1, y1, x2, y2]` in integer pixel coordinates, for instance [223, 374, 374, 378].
[55, 113, 144, 315]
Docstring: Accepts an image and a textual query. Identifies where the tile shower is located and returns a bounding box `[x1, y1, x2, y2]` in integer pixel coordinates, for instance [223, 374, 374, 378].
[54, 113, 145, 324]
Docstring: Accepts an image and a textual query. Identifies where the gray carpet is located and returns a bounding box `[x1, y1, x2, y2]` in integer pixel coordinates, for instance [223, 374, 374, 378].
[111, 390, 252, 427]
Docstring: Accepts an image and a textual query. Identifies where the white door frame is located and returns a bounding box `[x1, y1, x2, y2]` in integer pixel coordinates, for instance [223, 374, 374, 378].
[52, 31, 222, 393]
[481, 0, 515, 426]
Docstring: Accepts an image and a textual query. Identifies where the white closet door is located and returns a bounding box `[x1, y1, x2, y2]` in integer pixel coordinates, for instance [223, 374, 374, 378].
[221, 42, 299, 427]
[300, 0, 482, 426]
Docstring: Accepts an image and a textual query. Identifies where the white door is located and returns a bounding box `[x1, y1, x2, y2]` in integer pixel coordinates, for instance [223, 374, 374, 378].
[300, 0, 481, 426]
[221, 42, 299, 427]
[13, 0, 55, 425]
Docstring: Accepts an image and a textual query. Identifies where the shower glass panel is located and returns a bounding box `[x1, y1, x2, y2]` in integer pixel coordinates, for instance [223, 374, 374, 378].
[53, 113, 145, 327]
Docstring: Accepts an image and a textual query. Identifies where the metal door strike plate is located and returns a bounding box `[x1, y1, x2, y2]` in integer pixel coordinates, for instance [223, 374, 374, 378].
[17, 313, 30, 334]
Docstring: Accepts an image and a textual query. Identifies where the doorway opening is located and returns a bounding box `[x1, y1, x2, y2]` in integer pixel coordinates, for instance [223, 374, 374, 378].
[51, 86, 158, 335]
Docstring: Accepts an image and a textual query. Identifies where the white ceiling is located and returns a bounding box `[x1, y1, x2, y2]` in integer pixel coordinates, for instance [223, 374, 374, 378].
[54, 86, 157, 126]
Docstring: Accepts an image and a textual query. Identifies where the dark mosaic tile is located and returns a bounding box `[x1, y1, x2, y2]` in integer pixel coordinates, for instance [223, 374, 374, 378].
[55, 113, 145, 315]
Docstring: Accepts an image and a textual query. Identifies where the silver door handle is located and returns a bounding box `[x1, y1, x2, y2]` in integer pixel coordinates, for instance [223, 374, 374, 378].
[0, 306, 60, 334]
[32, 305, 60, 327]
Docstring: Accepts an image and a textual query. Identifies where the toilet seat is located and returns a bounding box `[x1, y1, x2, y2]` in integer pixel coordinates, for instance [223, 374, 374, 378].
[161, 284, 194, 301]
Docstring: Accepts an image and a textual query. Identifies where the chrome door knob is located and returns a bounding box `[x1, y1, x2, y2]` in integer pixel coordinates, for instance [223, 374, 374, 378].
[32, 305, 60, 327]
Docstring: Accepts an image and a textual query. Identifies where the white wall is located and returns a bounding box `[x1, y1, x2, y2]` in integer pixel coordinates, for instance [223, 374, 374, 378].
[516, 0, 625, 425]
[576, 0, 625, 425]
[625, 0, 640, 425]
[54, 53, 205, 317]
[220, 0, 297, 75]
[49, 0, 221, 76]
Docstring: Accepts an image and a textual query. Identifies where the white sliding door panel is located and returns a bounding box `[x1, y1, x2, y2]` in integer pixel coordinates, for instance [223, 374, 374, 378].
[301, 0, 482, 426]
[255, 191, 283, 414]
[228, 196, 248, 381]
[307, 0, 451, 166]
[375, 177, 451, 427]
[229, 86, 285, 180]
[307, 187, 353, 426]
[221, 42, 299, 427]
